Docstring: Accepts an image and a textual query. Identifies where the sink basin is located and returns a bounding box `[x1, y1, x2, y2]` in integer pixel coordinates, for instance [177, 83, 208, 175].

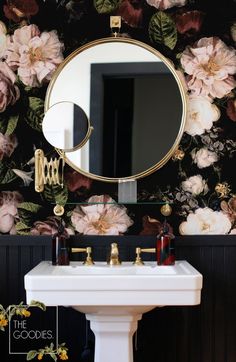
[24, 260, 202, 362]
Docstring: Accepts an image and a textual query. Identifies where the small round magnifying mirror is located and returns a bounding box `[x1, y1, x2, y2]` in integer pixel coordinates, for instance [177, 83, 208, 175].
[42, 101, 93, 152]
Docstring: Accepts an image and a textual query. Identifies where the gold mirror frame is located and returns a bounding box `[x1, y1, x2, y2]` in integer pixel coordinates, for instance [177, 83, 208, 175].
[45, 37, 187, 183]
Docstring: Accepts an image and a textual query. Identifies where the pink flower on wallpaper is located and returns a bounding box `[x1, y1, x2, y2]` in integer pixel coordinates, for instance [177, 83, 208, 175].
[0, 191, 23, 234]
[30, 216, 74, 236]
[5, 24, 64, 87]
[146, 0, 186, 10]
[71, 195, 133, 235]
[181, 37, 236, 99]
[0, 61, 20, 112]
[0, 132, 18, 160]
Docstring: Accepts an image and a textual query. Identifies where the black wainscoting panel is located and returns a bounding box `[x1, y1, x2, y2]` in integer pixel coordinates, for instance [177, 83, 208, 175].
[0, 235, 236, 362]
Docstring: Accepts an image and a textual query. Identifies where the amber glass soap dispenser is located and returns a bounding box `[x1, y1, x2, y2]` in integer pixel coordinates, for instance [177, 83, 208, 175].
[157, 221, 175, 265]
[52, 205, 69, 265]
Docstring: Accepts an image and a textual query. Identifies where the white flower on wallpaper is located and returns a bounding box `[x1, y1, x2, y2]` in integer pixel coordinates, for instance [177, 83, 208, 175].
[181, 175, 208, 196]
[146, 0, 186, 10]
[191, 147, 218, 168]
[181, 37, 236, 99]
[231, 23, 236, 42]
[185, 96, 220, 136]
[179, 207, 232, 235]
[0, 21, 7, 59]
[5, 24, 64, 87]
[71, 195, 133, 235]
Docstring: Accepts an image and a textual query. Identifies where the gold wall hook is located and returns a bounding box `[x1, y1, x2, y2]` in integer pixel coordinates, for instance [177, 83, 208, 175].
[35, 149, 65, 192]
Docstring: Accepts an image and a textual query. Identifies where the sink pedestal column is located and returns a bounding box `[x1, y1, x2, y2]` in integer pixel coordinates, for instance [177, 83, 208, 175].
[86, 314, 142, 362]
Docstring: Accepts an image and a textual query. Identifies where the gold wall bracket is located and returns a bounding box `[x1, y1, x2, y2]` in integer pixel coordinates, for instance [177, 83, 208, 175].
[35, 149, 65, 193]
[110, 16, 121, 37]
[133, 247, 156, 266]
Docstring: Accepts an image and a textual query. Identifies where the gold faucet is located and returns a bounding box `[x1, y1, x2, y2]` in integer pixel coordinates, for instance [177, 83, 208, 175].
[107, 242, 121, 266]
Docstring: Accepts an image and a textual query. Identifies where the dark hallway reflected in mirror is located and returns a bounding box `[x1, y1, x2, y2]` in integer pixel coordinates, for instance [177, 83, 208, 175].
[90, 62, 182, 178]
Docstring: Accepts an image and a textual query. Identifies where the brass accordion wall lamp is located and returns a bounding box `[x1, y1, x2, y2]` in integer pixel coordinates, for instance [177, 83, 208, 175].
[34, 149, 65, 193]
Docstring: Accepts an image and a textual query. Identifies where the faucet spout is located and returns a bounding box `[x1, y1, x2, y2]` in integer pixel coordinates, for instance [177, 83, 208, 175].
[107, 242, 121, 266]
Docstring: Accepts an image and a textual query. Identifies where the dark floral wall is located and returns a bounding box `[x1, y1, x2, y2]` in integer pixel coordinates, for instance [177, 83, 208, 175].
[0, 0, 235, 237]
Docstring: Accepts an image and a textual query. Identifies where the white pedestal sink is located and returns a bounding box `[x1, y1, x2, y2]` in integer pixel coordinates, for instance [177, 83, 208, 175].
[24, 261, 202, 362]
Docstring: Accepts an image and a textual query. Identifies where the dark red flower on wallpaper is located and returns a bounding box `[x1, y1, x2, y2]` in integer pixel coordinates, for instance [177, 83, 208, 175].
[117, 0, 143, 28]
[3, 0, 39, 23]
[174, 10, 204, 37]
[226, 99, 236, 122]
[65, 169, 92, 192]
[139, 215, 173, 235]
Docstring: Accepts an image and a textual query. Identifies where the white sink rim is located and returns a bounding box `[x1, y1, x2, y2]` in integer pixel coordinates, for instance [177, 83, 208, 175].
[24, 260, 203, 307]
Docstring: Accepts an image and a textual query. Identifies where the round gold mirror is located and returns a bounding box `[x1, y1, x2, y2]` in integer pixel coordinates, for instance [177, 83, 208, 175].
[45, 37, 187, 182]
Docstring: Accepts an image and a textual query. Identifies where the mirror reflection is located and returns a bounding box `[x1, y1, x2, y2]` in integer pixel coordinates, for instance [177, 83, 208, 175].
[42, 102, 90, 151]
[45, 39, 186, 181]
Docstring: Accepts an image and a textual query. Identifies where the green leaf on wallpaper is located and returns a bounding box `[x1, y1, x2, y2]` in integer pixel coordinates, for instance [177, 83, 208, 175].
[15, 221, 31, 235]
[149, 11, 177, 50]
[5, 114, 19, 135]
[18, 202, 42, 214]
[25, 97, 44, 132]
[94, 0, 120, 14]
[43, 184, 68, 206]
[0, 115, 7, 133]
[0, 168, 17, 184]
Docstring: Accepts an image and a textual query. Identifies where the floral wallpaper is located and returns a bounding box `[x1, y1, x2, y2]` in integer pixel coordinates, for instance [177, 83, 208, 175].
[0, 0, 235, 236]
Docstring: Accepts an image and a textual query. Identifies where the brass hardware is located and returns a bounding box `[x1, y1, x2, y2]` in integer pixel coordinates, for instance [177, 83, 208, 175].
[110, 16, 121, 37]
[71, 247, 94, 266]
[53, 204, 65, 216]
[160, 203, 172, 217]
[35, 149, 65, 192]
[107, 242, 121, 266]
[133, 247, 156, 266]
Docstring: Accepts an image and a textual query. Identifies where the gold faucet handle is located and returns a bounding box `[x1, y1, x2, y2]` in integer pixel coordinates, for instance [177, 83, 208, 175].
[71, 248, 87, 253]
[71, 247, 94, 266]
[141, 248, 156, 253]
[133, 247, 156, 266]
[84, 247, 94, 266]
